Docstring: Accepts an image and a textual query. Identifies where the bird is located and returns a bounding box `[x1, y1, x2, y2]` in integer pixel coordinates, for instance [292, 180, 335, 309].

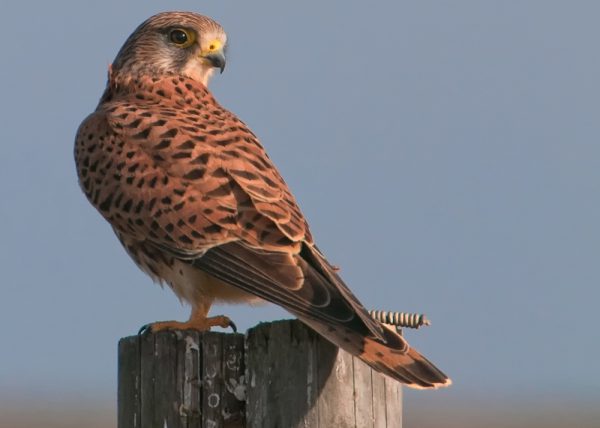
[74, 11, 451, 389]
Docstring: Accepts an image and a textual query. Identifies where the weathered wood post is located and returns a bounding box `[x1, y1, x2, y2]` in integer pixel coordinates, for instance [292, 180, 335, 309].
[118, 319, 402, 428]
[118, 330, 245, 427]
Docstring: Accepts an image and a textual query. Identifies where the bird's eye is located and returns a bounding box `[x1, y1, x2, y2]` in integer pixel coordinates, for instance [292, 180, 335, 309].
[169, 29, 195, 47]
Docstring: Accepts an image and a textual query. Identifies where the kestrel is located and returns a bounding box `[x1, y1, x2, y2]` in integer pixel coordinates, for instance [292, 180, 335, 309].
[75, 11, 450, 389]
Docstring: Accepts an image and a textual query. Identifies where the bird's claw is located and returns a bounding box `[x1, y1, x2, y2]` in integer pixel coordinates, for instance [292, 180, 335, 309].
[138, 323, 151, 335]
[136, 316, 237, 334]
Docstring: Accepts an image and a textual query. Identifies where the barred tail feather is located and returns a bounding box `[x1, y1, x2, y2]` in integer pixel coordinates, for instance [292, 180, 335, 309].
[302, 318, 451, 389]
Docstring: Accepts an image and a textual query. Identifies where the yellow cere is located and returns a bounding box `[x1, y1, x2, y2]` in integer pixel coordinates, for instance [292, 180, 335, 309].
[207, 39, 222, 52]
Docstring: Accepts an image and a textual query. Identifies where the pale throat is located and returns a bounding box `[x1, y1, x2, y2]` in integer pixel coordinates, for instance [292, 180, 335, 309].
[181, 61, 216, 87]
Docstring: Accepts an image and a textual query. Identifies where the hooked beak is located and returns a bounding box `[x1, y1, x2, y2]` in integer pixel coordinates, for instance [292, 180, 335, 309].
[203, 51, 226, 74]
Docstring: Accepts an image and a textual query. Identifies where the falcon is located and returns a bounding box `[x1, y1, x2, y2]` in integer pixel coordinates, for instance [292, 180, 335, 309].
[75, 11, 450, 389]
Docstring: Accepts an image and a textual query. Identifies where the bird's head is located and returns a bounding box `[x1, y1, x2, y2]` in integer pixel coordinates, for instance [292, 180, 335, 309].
[111, 12, 227, 87]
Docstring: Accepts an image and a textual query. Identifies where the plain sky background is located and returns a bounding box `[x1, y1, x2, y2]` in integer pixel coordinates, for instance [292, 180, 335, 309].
[1, 0, 599, 424]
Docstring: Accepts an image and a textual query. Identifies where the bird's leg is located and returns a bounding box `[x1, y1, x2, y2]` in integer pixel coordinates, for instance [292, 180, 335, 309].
[140, 303, 237, 334]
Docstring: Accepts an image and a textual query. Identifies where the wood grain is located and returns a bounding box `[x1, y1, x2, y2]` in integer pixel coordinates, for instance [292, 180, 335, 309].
[118, 320, 402, 427]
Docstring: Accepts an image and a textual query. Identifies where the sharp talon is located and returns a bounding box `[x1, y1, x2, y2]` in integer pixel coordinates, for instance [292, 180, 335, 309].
[136, 317, 235, 333]
[138, 324, 151, 335]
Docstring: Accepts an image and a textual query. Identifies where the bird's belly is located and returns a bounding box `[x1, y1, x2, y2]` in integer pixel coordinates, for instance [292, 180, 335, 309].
[117, 232, 262, 306]
[167, 259, 262, 305]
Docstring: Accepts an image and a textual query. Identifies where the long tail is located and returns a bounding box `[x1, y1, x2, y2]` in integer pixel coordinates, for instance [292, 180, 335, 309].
[300, 317, 451, 389]
[193, 241, 451, 389]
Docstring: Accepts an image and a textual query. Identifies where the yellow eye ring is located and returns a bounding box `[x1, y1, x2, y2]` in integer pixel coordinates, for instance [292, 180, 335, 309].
[169, 28, 196, 48]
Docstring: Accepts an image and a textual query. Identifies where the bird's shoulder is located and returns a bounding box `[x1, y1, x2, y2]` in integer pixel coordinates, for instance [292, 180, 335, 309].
[85, 74, 313, 250]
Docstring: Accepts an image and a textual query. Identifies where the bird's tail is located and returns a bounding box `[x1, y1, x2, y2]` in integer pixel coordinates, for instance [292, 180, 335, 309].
[302, 318, 451, 389]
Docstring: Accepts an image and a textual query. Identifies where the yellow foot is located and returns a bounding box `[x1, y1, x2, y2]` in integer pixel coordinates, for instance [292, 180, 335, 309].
[139, 315, 237, 335]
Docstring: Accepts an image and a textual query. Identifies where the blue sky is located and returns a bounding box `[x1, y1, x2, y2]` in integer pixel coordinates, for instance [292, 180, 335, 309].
[1, 0, 598, 418]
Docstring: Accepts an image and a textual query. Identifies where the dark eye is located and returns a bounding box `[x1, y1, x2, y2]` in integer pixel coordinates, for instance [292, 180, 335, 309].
[169, 29, 189, 45]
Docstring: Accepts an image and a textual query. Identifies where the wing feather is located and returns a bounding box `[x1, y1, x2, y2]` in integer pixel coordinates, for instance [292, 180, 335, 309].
[193, 242, 366, 327]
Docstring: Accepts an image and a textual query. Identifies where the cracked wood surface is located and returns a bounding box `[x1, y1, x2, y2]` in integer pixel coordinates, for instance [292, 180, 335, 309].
[118, 320, 401, 428]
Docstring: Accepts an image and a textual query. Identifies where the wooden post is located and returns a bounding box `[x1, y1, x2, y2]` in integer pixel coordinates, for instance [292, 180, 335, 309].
[118, 320, 402, 428]
[118, 331, 245, 427]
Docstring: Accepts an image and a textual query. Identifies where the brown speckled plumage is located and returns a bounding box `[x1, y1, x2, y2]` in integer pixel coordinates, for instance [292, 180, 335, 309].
[75, 11, 450, 389]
